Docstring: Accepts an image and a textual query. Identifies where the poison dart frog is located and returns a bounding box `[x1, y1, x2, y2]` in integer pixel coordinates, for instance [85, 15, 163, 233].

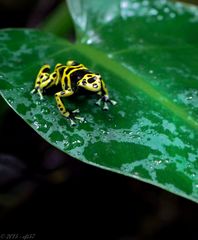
[31, 60, 117, 126]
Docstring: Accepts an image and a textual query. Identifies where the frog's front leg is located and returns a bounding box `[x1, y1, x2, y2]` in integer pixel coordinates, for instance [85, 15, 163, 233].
[96, 80, 117, 110]
[55, 89, 84, 126]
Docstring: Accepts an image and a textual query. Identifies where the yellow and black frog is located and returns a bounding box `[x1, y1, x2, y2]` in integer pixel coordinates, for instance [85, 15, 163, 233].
[31, 60, 116, 125]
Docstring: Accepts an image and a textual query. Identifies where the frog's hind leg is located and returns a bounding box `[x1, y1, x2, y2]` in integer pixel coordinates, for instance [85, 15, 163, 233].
[31, 64, 51, 99]
[31, 65, 50, 90]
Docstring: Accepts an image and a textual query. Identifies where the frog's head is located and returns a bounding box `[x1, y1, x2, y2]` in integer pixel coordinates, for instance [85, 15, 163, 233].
[77, 73, 101, 92]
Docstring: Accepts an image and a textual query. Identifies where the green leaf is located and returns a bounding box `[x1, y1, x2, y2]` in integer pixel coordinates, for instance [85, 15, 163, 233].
[0, 0, 198, 202]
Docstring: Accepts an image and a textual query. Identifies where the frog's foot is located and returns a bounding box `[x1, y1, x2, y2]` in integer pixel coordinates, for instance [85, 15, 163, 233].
[67, 109, 85, 126]
[96, 96, 117, 110]
[31, 87, 44, 100]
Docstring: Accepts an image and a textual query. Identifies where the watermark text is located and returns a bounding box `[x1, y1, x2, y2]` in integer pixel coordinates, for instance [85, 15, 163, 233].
[0, 233, 36, 240]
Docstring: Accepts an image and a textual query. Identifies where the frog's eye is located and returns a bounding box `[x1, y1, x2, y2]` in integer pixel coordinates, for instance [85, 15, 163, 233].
[93, 83, 98, 88]
[88, 78, 95, 83]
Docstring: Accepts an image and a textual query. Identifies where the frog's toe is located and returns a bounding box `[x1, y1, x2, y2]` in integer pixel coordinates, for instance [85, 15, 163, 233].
[69, 118, 76, 126]
[67, 110, 85, 126]
[31, 87, 44, 100]
[96, 98, 102, 106]
[72, 108, 80, 114]
[31, 89, 36, 94]
[103, 102, 109, 111]
[68, 116, 84, 126]
[74, 116, 85, 123]
[109, 99, 117, 105]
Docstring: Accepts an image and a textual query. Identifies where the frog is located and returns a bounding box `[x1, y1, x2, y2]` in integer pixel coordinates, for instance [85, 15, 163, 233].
[31, 60, 117, 126]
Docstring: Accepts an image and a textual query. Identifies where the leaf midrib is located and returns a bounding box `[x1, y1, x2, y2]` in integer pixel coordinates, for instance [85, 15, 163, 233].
[110, 44, 198, 56]
[74, 43, 198, 130]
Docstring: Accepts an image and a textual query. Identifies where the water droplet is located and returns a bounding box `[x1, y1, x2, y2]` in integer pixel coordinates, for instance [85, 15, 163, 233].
[149, 165, 154, 170]
[154, 159, 162, 165]
[149, 70, 154, 74]
[186, 96, 193, 100]
[75, 151, 81, 156]
[0, 74, 4, 79]
[8, 98, 13, 104]
[63, 140, 69, 147]
[191, 173, 196, 178]
[170, 12, 176, 18]
[41, 108, 50, 114]
[149, 8, 158, 16]
[87, 39, 93, 44]
[72, 139, 82, 145]
[100, 129, 106, 134]
[160, 0, 167, 5]
[133, 171, 139, 177]
[142, 0, 149, 6]
[33, 121, 40, 129]
[157, 15, 163, 21]
[120, 1, 128, 9]
[132, 2, 140, 9]
[164, 7, 170, 13]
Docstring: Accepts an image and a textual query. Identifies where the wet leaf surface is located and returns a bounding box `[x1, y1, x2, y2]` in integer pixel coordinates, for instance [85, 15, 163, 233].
[0, 0, 198, 202]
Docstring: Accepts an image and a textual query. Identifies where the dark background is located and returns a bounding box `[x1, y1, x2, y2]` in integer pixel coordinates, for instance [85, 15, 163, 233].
[0, 0, 198, 239]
